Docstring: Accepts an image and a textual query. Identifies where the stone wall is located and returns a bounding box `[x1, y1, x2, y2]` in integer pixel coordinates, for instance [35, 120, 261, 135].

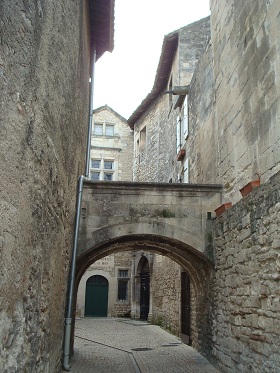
[185, 41, 216, 184]
[178, 17, 210, 86]
[184, 0, 280, 204]
[112, 251, 133, 317]
[0, 1, 90, 372]
[151, 255, 181, 336]
[133, 94, 176, 183]
[212, 170, 280, 372]
[210, 0, 280, 203]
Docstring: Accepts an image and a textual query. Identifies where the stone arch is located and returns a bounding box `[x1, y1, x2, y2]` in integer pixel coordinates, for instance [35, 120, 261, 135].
[77, 234, 212, 295]
[74, 233, 215, 358]
[79, 221, 205, 259]
[136, 255, 150, 274]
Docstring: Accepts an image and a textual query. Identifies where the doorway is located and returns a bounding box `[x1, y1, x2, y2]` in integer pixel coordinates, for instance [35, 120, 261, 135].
[84, 275, 109, 317]
[139, 257, 150, 320]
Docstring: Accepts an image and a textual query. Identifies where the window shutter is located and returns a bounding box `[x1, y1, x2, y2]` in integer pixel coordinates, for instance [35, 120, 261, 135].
[183, 158, 189, 183]
[183, 97, 188, 139]
[176, 116, 181, 153]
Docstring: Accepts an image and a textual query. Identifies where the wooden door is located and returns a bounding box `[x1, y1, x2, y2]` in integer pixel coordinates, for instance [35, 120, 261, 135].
[140, 273, 150, 320]
[84, 275, 108, 317]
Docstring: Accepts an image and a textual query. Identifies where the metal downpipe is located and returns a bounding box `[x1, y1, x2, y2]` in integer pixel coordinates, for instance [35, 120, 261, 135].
[62, 47, 96, 371]
[62, 175, 84, 371]
[85, 48, 96, 177]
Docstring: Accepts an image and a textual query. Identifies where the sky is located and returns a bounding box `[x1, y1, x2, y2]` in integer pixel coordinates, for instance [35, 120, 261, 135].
[93, 0, 211, 119]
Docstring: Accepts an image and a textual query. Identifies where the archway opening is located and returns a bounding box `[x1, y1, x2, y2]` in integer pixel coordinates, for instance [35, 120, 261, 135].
[74, 234, 215, 360]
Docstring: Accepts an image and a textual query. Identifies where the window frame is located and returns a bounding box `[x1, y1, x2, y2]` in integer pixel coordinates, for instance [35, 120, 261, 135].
[93, 123, 103, 135]
[138, 126, 147, 164]
[117, 269, 129, 302]
[182, 97, 189, 140]
[90, 158, 115, 181]
[92, 121, 115, 136]
[105, 123, 115, 136]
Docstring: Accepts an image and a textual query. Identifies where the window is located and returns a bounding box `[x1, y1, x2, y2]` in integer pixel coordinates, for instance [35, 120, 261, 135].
[176, 96, 189, 156]
[91, 172, 100, 181]
[117, 269, 129, 301]
[104, 172, 113, 181]
[93, 123, 103, 135]
[91, 159, 101, 169]
[90, 158, 115, 181]
[176, 116, 181, 154]
[93, 122, 115, 136]
[104, 161, 113, 170]
[118, 281, 128, 301]
[119, 270, 128, 278]
[139, 126, 146, 163]
[105, 124, 114, 136]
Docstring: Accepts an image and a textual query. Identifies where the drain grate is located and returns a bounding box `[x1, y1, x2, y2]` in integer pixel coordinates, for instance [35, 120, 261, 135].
[161, 343, 181, 347]
[131, 347, 152, 351]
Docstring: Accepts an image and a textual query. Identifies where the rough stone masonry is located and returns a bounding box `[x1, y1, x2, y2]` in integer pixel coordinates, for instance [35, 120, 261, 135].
[0, 1, 90, 371]
[212, 170, 280, 373]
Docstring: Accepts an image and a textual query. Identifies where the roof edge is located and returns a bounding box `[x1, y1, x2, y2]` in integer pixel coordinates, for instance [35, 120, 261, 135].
[93, 104, 128, 124]
[127, 31, 179, 128]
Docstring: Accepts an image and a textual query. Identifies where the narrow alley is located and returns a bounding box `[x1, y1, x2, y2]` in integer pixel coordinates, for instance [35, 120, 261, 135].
[64, 318, 220, 373]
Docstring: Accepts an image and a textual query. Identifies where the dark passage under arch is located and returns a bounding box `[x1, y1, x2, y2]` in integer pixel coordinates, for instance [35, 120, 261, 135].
[139, 257, 150, 320]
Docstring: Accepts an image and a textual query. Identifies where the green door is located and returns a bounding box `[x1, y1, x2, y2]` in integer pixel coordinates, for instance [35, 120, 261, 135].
[84, 275, 109, 317]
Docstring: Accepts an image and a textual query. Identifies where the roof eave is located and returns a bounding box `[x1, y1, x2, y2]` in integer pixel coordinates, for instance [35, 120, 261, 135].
[127, 31, 179, 128]
[89, 0, 115, 61]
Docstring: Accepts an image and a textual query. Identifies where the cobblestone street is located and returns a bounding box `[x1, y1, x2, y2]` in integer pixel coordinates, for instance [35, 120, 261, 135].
[64, 318, 220, 373]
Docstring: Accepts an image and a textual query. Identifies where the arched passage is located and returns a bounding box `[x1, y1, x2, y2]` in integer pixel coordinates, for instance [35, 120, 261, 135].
[73, 234, 215, 360]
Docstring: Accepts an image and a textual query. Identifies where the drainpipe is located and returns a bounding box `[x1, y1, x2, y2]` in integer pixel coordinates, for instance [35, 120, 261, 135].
[85, 48, 96, 177]
[62, 174, 84, 371]
[62, 47, 96, 371]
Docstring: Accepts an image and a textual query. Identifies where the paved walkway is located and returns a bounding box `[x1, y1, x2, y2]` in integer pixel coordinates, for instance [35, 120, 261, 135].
[64, 318, 220, 373]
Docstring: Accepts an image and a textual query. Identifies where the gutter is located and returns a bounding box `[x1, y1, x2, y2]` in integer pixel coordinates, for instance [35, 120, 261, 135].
[62, 47, 96, 371]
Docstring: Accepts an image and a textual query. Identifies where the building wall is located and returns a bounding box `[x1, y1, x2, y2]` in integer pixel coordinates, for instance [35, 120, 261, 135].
[91, 106, 133, 182]
[185, 41, 216, 184]
[133, 17, 210, 184]
[183, 1, 280, 205]
[178, 17, 211, 86]
[151, 255, 181, 336]
[111, 251, 133, 317]
[210, 0, 280, 203]
[0, 1, 90, 372]
[212, 170, 280, 372]
[133, 93, 176, 182]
